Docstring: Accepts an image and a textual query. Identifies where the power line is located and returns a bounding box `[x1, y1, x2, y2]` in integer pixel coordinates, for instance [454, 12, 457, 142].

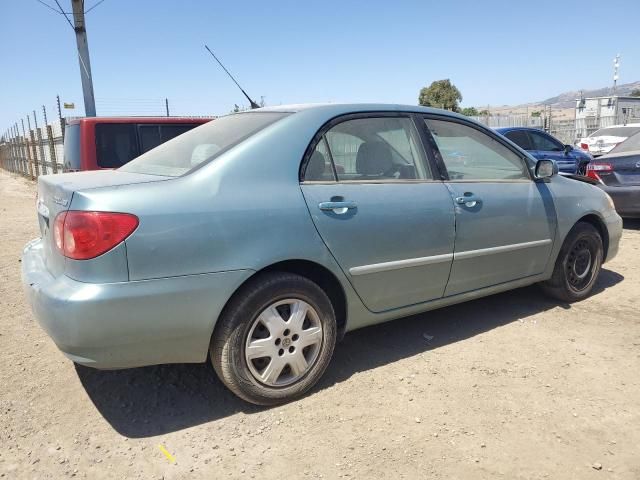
[84, 0, 106, 14]
[34, 0, 67, 14]
[53, 0, 75, 30]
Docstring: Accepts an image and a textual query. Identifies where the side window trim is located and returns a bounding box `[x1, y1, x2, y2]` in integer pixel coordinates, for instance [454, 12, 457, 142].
[300, 112, 435, 184]
[322, 135, 339, 182]
[420, 114, 534, 182]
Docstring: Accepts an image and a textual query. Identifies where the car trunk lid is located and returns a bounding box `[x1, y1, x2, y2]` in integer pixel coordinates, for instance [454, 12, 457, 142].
[596, 150, 640, 187]
[36, 170, 172, 277]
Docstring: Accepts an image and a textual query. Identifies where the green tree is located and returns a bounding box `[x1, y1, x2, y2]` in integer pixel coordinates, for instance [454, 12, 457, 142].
[478, 109, 490, 117]
[418, 79, 462, 112]
[460, 106, 478, 117]
[630, 88, 640, 97]
[530, 110, 542, 118]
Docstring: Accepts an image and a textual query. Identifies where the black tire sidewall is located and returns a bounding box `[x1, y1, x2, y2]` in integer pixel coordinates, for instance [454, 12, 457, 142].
[211, 273, 337, 405]
[556, 223, 603, 301]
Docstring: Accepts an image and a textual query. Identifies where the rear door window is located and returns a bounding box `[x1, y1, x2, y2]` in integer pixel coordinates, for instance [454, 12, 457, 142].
[95, 124, 140, 168]
[322, 116, 430, 181]
[504, 130, 533, 150]
[528, 131, 563, 152]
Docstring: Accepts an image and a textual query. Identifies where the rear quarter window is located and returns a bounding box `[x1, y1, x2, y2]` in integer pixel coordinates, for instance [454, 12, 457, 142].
[63, 124, 81, 171]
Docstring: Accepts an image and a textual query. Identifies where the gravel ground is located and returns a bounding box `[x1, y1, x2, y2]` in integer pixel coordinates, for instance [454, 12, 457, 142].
[1, 170, 639, 479]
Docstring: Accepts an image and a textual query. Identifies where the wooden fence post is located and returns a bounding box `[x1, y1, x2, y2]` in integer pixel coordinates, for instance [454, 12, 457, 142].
[21, 120, 34, 179]
[46, 124, 58, 174]
[34, 111, 47, 175]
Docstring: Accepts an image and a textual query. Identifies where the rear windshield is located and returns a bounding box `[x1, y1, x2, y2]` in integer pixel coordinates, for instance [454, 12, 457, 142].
[63, 124, 81, 171]
[590, 126, 640, 138]
[609, 132, 640, 154]
[138, 124, 203, 154]
[119, 112, 289, 177]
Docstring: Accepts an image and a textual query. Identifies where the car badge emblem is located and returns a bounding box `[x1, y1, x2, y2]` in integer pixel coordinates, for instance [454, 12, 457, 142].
[52, 194, 68, 206]
[636, 161, 640, 168]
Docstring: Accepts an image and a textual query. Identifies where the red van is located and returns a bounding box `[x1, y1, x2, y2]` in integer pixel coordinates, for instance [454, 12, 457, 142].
[63, 117, 212, 171]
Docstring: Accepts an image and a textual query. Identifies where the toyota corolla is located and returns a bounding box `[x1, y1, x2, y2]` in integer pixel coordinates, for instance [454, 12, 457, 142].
[22, 104, 622, 405]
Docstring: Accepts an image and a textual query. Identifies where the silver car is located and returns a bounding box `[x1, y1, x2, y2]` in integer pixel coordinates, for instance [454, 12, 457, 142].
[22, 104, 623, 405]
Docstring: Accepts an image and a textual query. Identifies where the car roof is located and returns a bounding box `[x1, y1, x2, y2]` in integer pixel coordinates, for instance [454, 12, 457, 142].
[66, 116, 214, 126]
[253, 103, 470, 120]
[494, 127, 543, 133]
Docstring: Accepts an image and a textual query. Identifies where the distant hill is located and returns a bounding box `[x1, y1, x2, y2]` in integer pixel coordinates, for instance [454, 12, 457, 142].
[540, 81, 640, 108]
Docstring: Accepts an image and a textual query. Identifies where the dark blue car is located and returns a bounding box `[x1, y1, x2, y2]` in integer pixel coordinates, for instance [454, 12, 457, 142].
[496, 127, 592, 175]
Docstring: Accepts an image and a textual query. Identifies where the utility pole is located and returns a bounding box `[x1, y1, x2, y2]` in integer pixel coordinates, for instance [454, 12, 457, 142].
[71, 0, 97, 116]
[612, 54, 620, 96]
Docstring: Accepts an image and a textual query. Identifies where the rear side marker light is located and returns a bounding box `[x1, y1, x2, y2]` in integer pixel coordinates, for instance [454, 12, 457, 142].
[53, 211, 139, 260]
[580, 143, 589, 151]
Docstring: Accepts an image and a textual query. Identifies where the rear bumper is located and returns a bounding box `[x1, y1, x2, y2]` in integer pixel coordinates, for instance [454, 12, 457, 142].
[21, 238, 253, 369]
[599, 185, 640, 218]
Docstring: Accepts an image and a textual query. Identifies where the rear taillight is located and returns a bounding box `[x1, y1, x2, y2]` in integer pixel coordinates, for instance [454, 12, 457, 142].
[53, 211, 139, 260]
[586, 161, 613, 182]
[580, 142, 590, 151]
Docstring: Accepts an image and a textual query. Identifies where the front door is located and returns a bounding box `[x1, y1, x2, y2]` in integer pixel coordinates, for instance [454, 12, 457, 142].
[423, 117, 556, 297]
[300, 114, 455, 312]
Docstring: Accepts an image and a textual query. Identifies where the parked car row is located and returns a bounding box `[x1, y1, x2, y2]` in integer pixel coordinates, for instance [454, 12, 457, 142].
[585, 132, 640, 218]
[25, 104, 622, 405]
[495, 127, 592, 175]
[494, 126, 639, 218]
[576, 124, 640, 157]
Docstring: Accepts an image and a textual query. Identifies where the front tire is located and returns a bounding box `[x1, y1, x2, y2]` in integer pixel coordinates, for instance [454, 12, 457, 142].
[210, 272, 337, 405]
[541, 222, 603, 302]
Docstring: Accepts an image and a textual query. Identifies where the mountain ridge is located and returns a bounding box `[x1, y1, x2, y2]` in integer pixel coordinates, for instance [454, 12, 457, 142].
[539, 81, 640, 108]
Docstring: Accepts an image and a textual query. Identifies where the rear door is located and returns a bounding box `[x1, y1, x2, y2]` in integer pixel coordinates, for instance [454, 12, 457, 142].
[423, 116, 556, 296]
[300, 114, 455, 313]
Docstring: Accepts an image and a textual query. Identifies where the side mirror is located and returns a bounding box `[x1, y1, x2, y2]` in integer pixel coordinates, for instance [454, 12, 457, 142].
[563, 144, 573, 154]
[535, 159, 557, 180]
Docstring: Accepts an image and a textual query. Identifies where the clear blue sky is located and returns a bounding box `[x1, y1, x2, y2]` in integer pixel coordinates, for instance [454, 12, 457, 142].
[1, 0, 638, 130]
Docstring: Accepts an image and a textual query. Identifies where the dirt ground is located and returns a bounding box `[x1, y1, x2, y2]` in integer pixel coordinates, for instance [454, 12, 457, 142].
[1, 170, 639, 480]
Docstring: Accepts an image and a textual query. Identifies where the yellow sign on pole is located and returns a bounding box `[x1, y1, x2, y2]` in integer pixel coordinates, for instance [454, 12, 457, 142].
[63, 103, 75, 109]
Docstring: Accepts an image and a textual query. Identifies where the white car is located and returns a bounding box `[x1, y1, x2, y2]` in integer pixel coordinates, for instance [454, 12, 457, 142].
[578, 124, 640, 157]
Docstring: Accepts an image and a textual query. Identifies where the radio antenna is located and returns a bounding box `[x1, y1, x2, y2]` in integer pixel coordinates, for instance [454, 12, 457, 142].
[204, 45, 260, 109]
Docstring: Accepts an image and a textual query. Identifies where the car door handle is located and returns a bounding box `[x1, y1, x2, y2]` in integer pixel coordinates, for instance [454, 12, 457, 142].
[318, 201, 357, 214]
[455, 195, 481, 208]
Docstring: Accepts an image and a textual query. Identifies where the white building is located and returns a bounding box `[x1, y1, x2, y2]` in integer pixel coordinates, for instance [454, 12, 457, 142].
[575, 95, 640, 138]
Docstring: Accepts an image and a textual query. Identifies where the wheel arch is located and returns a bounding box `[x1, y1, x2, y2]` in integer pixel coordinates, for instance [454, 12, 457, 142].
[576, 213, 609, 259]
[216, 259, 348, 340]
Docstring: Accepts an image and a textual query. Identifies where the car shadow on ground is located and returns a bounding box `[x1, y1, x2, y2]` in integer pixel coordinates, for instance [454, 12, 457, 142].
[76, 268, 623, 438]
[623, 219, 640, 230]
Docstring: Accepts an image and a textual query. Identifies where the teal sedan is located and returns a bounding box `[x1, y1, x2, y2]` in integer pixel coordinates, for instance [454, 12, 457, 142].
[22, 104, 622, 405]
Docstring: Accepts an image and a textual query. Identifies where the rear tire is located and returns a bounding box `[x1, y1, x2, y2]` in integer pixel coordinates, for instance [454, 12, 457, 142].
[541, 222, 603, 302]
[210, 272, 337, 406]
